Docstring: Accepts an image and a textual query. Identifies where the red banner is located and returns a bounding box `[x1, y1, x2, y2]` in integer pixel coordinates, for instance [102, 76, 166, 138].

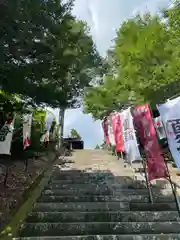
[133, 104, 168, 182]
[112, 114, 117, 144]
[112, 114, 124, 152]
[102, 117, 110, 145]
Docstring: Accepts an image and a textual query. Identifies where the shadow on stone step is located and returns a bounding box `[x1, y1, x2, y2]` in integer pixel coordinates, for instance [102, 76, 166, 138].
[16, 167, 180, 238]
[47, 166, 178, 204]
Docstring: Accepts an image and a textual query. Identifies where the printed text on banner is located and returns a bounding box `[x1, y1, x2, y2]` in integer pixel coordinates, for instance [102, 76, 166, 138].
[133, 104, 167, 182]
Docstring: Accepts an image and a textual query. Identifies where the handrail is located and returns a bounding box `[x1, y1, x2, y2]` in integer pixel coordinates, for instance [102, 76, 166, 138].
[137, 170, 180, 189]
[170, 179, 180, 189]
[164, 176, 180, 189]
[169, 179, 180, 217]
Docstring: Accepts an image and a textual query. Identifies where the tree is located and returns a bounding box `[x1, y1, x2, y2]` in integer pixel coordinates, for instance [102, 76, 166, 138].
[159, 0, 180, 100]
[113, 14, 176, 107]
[55, 20, 103, 145]
[0, 0, 102, 108]
[84, 3, 180, 120]
[0, 0, 62, 103]
[95, 144, 100, 149]
[100, 140, 107, 150]
[0, 0, 103, 148]
[83, 75, 127, 120]
[70, 128, 81, 139]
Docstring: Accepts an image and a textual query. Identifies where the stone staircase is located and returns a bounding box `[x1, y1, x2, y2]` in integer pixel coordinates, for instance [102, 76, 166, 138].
[14, 150, 180, 239]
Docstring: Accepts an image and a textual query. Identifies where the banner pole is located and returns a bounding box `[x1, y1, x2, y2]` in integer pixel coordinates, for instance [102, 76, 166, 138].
[164, 161, 180, 216]
[142, 158, 153, 203]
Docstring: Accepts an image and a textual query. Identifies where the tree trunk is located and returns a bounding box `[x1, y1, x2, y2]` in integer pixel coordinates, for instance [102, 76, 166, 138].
[59, 108, 65, 148]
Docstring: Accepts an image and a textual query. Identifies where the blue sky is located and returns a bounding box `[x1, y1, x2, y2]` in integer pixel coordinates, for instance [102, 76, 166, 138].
[61, 0, 171, 149]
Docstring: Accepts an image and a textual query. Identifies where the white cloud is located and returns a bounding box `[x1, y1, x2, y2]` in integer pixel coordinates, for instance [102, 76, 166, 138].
[132, 0, 171, 16]
[73, 0, 171, 55]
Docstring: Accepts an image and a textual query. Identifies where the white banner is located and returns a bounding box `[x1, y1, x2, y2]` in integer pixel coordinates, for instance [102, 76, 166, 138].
[154, 116, 166, 140]
[23, 114, 32, 149]
[40, 110, 53, 144]
[107, 115, 115, 146]
[0, 119, 14, 155]
[40, 130, 49, 143]
[157, 96, 180, 169]
[120, 108, 141, 163]
[45, 111, 54, 131]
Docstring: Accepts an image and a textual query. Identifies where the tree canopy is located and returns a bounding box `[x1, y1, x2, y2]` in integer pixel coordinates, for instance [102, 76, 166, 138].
[84, 1, 180, 120]
[70, 128, 81, 139]
[95, 144, 100, 149]
[0, 0, 102, 110]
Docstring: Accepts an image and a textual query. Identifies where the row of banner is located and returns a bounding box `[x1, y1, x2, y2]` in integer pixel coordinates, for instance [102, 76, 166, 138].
[0, 111, 55, 155]
[102, 96, 180, 182]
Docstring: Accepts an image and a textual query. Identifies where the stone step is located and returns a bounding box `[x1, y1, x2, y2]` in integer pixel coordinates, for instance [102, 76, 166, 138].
[50, 176, 159, 183]
[121, 188, 178, 197]
[49, 178, 171, 184]
[49, 179, 109, 184]
[43, 188, 110, 195]
[49, 178, 146, 184]
[46, 183, 146, 190]
[49, 180, 172, 189]
[46, 183, 175, 191]
[52, 170, 114, 175]
[51, 175, 117, 181]
[130, 202, 177, 211]
[33, 202, 130, 212]
[45, 183, 113, 190]
[37, 194, 174, 203]
[13, 234, 180, 240]
[26, 211, 180, 223]
[42, 188, 175, 196]
[19, 221, 180, 236]
[53, 170, 108, 174]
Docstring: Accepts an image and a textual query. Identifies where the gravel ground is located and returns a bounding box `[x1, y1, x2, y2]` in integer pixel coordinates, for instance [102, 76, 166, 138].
[0, 153, 56, 228]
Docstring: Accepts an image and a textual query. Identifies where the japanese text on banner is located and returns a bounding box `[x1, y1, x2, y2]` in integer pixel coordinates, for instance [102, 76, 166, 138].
[133, 104, 167, 182]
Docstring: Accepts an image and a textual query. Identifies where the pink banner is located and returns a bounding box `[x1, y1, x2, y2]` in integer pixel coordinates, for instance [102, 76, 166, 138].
[112, 114, 118, 144]
[133, 104, 168, 182]
[102, 117, 110, 145]
[112, 114, 124, 152]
